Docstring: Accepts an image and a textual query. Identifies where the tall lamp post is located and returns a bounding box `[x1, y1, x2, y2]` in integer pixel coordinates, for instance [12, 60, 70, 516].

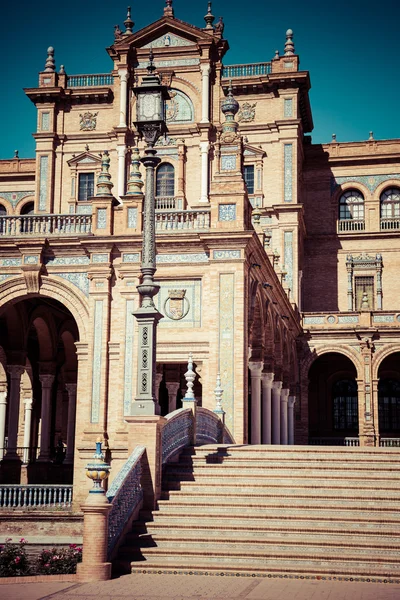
[131, 50, 169, 416]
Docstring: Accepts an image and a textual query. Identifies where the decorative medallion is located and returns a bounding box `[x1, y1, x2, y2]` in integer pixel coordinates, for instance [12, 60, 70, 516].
[79, 112, 98, 131]
[164, 289, 190, 320]
[155, 135, 178, 147]
[238, 102, 256, 123]
[165, 90, 194, 123]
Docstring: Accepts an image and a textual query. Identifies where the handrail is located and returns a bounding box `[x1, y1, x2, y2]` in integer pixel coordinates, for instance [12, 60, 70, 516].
[0, 485, 73, 508]
[67, 74, 114, 87]
[0, 214, 92, 236]
[155, 209, 210, 231]
[380, 438, 400, 447]
[106, 445, 145, 558]
[222, 62, 272, 78]
[161, 408, 193, 466]
[196, 407, 234, 444]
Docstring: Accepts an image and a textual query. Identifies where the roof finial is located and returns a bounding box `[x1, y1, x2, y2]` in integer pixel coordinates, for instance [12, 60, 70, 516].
[215, 16, 224, 36]
[59, 64, 66, 75]
[124, 6, 134, 34]
[44, 47, 55, 72]
[284, 29, 295, 55]
[164, 0, 174, 17]
[204, 1, 215, 30]
[96, 151, 114, 197]
[369, 131, 374, 141]
[273, 50, 280, 60]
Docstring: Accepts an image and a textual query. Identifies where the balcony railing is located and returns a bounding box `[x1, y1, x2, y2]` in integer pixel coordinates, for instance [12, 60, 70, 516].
[380, 217, 400, 231]
[155, 196, 178, 210]
[337, 219, 365, 232]
[155, 209, 210, 232]
[309, 437, 360, 447]
[380, 438, 400, 447]
[222, 62, 272, 78]
[67, 74, 114, 87]
[0, 485, 73, 508]
[0, 214, 92, 236]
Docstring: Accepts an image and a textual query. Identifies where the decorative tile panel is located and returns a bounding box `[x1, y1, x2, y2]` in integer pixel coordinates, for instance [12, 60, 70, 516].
[38, 155, 49, 211]
[338, 315, 359, 324]
[283, 231, 293, 291]
[154, 148, 179, 158]
[76, 204, 93, 215]
[221, 155, 236, 171]
[154, 279, 201, 328]
[327, 315, 336, 324]
[45, 256, 90, 266]
[92, 254, 109, 263]
[123, 299, 135, 416]
[284, 98, 293, 117]
[219, 273, 235, 434]
[142, 33, 194, 48]
[166, 90, 194, 123]
[128, 207, 138, 229]
[303, 316, 325, 325]
[218, 204, 236, 221]
[0, 192, 34, 209]
[91, 300, 103, 423]
[123, 253, 140, 263]
[331, 173, 400, 195]
[0, 274, 15, 283]
[373, 314, 395, 323]
[97, 208, 107, 229]
[23, 255, 39, 265]
[284, 144, 293, 202]
[41, 112, 50, 131]
[137, 58, 199, 69]
[53, 272, 89, 296]
[156, 253, 209, 264]
[1, 257, 22, 266]
[213, 250, 241, 260]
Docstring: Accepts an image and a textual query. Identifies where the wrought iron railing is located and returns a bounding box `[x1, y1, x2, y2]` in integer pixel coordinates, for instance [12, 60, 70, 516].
[380, 438, 400, 447]
[337, 219, 365, 232]
[0, 485, 73, 508]
[0, 214, 92, 236]
[68, 74, 114, 87]
[106, 446, 145, 558]
[309, 437, 360, 446]
[222, 63, 272, 78]
[155, 209, 210, 231]
[161, 408, 193, 466]
[380, 217, 400, 230]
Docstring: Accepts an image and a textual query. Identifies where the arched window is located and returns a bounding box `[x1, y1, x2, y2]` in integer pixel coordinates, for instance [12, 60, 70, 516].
[0, 204, 6, 215]
[380, 187, 400, 219]
[339, 190, 364, 221]
[156, 163, 175, 198]
[333, 379, 358, 430]
[20, 202, 35, 215]
[378, 379, 400, 432]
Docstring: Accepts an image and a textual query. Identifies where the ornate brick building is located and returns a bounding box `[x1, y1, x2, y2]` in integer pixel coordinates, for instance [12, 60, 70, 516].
[0, 2, 399, 504]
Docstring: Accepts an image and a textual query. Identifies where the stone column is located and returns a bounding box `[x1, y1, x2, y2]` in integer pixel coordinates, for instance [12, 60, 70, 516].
[6, 366, 24, 458]
[65, 383, 77, 465]
[22, 398, 33, 463]
[288, 395, 296, 445]
[117, 145, 127, 198]
[118, 68, 128, 128]
[200, 64, 211, 123]
[165, 382, 180, 414]
[77, 490, 112, 582]
[199, 141, 209, 203]
[280, 388, 290, 445]
[38, 374, 55, 462]
[249, 362, 263, 444]
[0, 389, 7, 460]
[261, 373, 274, 444]
[271, 380, 282, 444]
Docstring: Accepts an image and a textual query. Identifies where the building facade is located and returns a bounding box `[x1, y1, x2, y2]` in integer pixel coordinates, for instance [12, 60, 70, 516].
[0, 2, 399, 503]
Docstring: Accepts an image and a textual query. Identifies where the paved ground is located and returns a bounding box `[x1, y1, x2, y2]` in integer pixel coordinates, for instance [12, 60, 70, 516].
[1, 573, 400, 600]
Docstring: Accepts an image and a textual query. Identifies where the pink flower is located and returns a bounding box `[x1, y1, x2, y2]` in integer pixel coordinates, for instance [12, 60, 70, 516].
[44, 563, 50, 568]
[14, 556, 21, 564]
[19, 538, 26, 543]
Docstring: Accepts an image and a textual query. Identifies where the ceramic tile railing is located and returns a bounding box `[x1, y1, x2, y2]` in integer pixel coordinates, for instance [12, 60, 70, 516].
[0, 485, 73, 508]
[68, 74, 114, 87]
[222, 63, 272, 78]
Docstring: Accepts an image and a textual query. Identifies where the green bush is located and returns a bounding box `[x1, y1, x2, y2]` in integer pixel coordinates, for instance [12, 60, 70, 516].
[35, 544, 82, 575]
[0, 538, 30, 577]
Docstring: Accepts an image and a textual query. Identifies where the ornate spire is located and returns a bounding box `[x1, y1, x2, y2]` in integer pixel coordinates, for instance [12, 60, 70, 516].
[221, 81, 239, 117]
[44, 47, 55, 72]
[215, 16, 224, 36]
[59, 64, 66, 75]
[164, 0, 174, 17]
[126, 147, 144, 196]
[220, 81, 240, 143]
[204, 1, 215, 29]
[124, 6, 134, 34]
[284, 29, 295, 55]
[96, 151, 114, 197]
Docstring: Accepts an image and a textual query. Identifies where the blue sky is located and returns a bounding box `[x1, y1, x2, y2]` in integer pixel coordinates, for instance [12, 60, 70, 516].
[1, 0, 398, 158]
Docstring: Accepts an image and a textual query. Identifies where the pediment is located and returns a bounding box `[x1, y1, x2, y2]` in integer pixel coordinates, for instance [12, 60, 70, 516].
[141, 32, 195, 49]
[243, 144, 266, 158]
[67, 152, 102, 167]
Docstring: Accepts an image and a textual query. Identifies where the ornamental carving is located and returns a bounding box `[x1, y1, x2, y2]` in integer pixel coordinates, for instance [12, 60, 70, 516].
[238, 102, 256, 123]
[79, 111, 98, 131]
[164, 289, 190, 320]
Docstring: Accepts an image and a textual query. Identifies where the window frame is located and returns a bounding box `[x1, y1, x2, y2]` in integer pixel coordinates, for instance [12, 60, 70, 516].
[339, 189, 365, 221]
[156, 163, 175, 198]
[380, 187, 400, 219]
[78, 172, 95, 202]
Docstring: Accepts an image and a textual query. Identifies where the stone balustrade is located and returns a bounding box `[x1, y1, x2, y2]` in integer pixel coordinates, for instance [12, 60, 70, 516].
[155, 209, 210, 232]
[0, 214, 92, 236]
[309, 437, 360, 447]
[222, 62, 272, 78]
[380, 217, 400, 230]
[337, 219, 365, 232]
[303, 311, 400, 328]
[0, 484, 73, 508]
[67, 74, 114, 87]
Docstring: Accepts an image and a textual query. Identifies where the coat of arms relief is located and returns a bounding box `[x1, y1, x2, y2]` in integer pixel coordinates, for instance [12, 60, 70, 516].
[238, 102, 256, 123]
[79, 112, 98, 131]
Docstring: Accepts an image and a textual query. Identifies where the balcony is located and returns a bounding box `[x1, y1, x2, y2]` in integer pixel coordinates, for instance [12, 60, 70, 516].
[380, 217, 400, 231]
[222, 62, 272, 79]
[303, 311, 400, 329]
[0, 214, 92, 236]
[67, 74, 114, 87]
[155, 196, 182, 210]
[155, 209, 210, 232]
[337, 219, 365, 232]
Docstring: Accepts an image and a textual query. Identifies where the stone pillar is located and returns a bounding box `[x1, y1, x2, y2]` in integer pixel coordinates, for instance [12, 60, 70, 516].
[200, 64, 211, 123]
[165, 382, 180, 414]
[271, 380, 282, 444]
[118, 68, 128, 128]
[117, 145, 126, 198]
[22, 398, 33, 463]
[176, 142, 186, 207]
[155, 371, 163, 403]
[65, 383, 77, 465]
[288, 395, 296, 445]
[77, 491, 112, 582]
[0, 389, 7, 460]
[6, 366, 24, 458]
[38, 374, 55, 462]
[280, 388, 290, 445]
[199, 141, 209, 203]
[249, 362, 263, 444]
[261, 373, 274, 444]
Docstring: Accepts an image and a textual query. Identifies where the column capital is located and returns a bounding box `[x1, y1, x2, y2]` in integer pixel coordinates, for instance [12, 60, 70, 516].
[199, 140, 209, 153]
[24, 397, 33, 407]
[273, 380, 283, 391]
[200, 63, 211, 75]
[249, 361, 263, 375]
[261, 372, 274, 387]
[39, 373, 55, 388]
[118, 68, 128, 80]
[0, 390, 7, 404]
[7, 365, 25, 379]
[117, 145, 127, 157]
[65, 383, 77, 396]
[281, 388, 290, 401]
[288, 395, 296, 408]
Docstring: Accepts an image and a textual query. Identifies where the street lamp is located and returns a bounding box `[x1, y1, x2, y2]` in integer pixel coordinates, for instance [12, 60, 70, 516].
[131, 50, 169, 416]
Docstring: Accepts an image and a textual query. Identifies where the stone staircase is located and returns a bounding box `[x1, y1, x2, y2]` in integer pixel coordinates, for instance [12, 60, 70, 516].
[114, 445, 400, 578]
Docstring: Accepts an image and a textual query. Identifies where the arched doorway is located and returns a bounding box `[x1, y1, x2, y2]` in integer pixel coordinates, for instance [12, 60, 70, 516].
[0, 296, 79, 484]
[378, 352, 400, 440]
[308, 352, 359, 444]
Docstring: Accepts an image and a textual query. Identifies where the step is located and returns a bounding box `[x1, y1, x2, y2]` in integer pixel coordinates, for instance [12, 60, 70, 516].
[180, 454, 400, 466]
[163, 476, 400, 489]
[164, 466, 400, 479]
